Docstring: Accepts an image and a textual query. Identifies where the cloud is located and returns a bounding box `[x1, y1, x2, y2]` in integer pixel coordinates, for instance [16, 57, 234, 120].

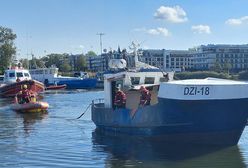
[191, 25, 211, 34]
[154, 5, 188, 23]
[225, 16, 248, 25]
[134, 27, 170, 37]
[79, 45, 85, 49]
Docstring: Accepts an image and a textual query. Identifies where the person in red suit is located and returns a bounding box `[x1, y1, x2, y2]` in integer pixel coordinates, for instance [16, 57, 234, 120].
[139, 86, 151, 106]
[114, 86, 126, 109]
[21, 84, 31, 103]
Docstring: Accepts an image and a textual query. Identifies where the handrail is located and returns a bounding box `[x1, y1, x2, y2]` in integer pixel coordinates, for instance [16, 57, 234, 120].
[92, 98, 104, 105]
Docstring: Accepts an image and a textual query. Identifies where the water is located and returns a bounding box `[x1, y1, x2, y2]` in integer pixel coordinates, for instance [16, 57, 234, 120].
[0, 90, 248, 168]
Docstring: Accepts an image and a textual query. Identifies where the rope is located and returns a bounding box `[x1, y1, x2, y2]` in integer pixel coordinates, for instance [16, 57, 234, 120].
[76, 103, 92, 119]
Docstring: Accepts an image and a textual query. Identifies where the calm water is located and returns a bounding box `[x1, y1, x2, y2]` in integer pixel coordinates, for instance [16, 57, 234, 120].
[0, 90, 248, 168]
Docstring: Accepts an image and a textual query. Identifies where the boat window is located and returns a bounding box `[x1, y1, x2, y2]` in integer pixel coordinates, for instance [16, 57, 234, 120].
[4, 72, 8, 77]
[131, 77, 140, 85]
[17, 72, 23, 77]
[9, 72, 15, 77]
[144, 77, 155, 84]
[24, 73, 30, 77]
[160, 77, 168, 82]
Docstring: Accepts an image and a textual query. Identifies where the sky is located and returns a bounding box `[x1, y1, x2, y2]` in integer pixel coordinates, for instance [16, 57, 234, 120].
[1, 0, 248, 59]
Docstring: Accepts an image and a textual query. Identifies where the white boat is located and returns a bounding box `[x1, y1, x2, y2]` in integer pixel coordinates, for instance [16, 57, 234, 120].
[0, 66, 44, 97]
[3, 67, 32, 83]
[29, 67, 97, 89]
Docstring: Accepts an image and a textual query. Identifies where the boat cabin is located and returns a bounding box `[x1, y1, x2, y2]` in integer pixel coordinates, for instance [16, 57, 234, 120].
[29, 67, 59, 85]
[103, 70, 174, 110]
[4, 67, 31, 84]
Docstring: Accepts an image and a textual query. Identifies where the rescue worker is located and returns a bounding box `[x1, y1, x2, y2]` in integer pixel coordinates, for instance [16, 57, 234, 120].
[114, 86, 126, 109]
[139, 86, 151, 106]
[21, 84, 31, 103]
[16, 91, 24, 104]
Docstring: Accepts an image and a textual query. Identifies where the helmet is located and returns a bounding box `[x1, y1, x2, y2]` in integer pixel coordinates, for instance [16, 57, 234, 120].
[23, 85, 28, 89]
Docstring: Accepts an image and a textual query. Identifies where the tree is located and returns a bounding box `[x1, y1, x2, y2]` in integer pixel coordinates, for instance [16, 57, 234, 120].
[86, 51, 97, 57]
[41, 53, 68, 68]
[223, 62, 232, 74]
[75, 55, 87, 71]
[0, 26, 17, 73]
[20, 59, 29, 69]
[210, 62, 222, 73]
[60, 62, 71, 72]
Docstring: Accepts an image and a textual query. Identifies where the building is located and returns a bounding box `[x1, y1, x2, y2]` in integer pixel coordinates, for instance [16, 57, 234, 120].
[193, 44, 248, 71]
[140, 49, 193, 72]
[140, 49, 164, 69]
[86, 49, 128, 72]
[164, 50, 193, 71]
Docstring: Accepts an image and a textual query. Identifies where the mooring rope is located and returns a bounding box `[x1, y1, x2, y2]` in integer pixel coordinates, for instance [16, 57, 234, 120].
[76, 103, 92, 119]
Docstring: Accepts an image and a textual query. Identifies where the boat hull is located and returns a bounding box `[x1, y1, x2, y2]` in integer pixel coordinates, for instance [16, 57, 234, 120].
[11, 101, 49, 113]
[0, 80, 44, 97]
[57, 78, 97, 89]
[45, 84, 67, 90]
[92, 98, 248, 145]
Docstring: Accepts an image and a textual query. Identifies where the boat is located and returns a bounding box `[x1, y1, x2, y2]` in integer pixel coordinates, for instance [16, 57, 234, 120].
[11, 101, 49, 113]
[0, 75, 4, 85]
[92, 76, 248, 146]
[45, 84, 67, 90]
[29, 67, 97, 89]
[0, 67, 45, 97]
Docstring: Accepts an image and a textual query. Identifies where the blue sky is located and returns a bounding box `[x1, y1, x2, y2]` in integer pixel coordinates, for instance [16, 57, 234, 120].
[1, 0, 248, 59]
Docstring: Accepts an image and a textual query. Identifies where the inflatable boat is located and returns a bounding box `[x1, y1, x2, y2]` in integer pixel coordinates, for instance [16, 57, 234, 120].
[11, 101, 49, 113]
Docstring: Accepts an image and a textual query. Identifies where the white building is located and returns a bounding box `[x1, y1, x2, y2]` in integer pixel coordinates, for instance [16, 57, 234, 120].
[140, 49, 193, 72]
[193, 44, 248, 71]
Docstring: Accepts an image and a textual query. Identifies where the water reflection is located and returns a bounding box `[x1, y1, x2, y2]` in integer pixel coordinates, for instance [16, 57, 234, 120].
[92, 129, 246, 168]
[16, 111, 48, 135]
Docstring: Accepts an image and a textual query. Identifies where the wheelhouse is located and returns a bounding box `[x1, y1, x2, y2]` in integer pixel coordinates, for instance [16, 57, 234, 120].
[103, 70, 174, 110]
[4, 68, 31, 84]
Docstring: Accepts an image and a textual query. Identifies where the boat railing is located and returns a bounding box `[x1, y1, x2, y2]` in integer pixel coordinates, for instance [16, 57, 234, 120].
[92, 98, 104, 105]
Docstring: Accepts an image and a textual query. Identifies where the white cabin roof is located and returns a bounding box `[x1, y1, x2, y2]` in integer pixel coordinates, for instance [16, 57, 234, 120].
[167, 78, 247, 85]
[158, 78, 248, 100]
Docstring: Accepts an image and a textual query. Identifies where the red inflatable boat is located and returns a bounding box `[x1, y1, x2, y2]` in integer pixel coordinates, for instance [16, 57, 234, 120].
[11, 101, 49, 113]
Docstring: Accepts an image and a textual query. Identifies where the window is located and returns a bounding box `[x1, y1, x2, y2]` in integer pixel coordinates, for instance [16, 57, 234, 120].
[144, 77, 155, 84]
[9, 73, 15, 77]
[160, 77, 168, 82]
[24, 73, 30, 77]
[131, 77, 140, 85]
[17, 72, 23, 77]
[4, 72, 8, 78]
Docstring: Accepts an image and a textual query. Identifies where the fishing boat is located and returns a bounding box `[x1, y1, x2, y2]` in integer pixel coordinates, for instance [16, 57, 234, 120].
[11, 101, 49, 113]
[92, 76, 248, 145]
[29, 67, 97, 89]
[0, 67, 45, 97]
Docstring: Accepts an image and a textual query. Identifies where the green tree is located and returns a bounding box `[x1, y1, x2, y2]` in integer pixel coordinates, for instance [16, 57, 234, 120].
[223, 62, 232, 74]
[75, 55, 87, 71]
[86, 51, 97, 57]
[210, 62, 222, 73]
[41, 53, 68, 68]
[60, 62, 71, 72]
[0, 26, 17, 73]
[20, 59, 29, 69]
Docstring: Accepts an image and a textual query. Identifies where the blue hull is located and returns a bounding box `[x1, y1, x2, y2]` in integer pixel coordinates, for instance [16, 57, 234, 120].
[57, 78, 97, 89]
[92, 98, 248, 145]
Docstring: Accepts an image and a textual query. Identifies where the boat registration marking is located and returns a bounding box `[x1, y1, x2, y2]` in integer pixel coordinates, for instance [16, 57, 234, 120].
[183, 86, 210, 96]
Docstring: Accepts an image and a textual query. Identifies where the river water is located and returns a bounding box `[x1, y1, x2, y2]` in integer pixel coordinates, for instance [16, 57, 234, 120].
[0, 90, 248, 168]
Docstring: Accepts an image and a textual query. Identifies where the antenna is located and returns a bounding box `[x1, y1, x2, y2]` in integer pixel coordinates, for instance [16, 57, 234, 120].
[96, 33, 105, 55]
